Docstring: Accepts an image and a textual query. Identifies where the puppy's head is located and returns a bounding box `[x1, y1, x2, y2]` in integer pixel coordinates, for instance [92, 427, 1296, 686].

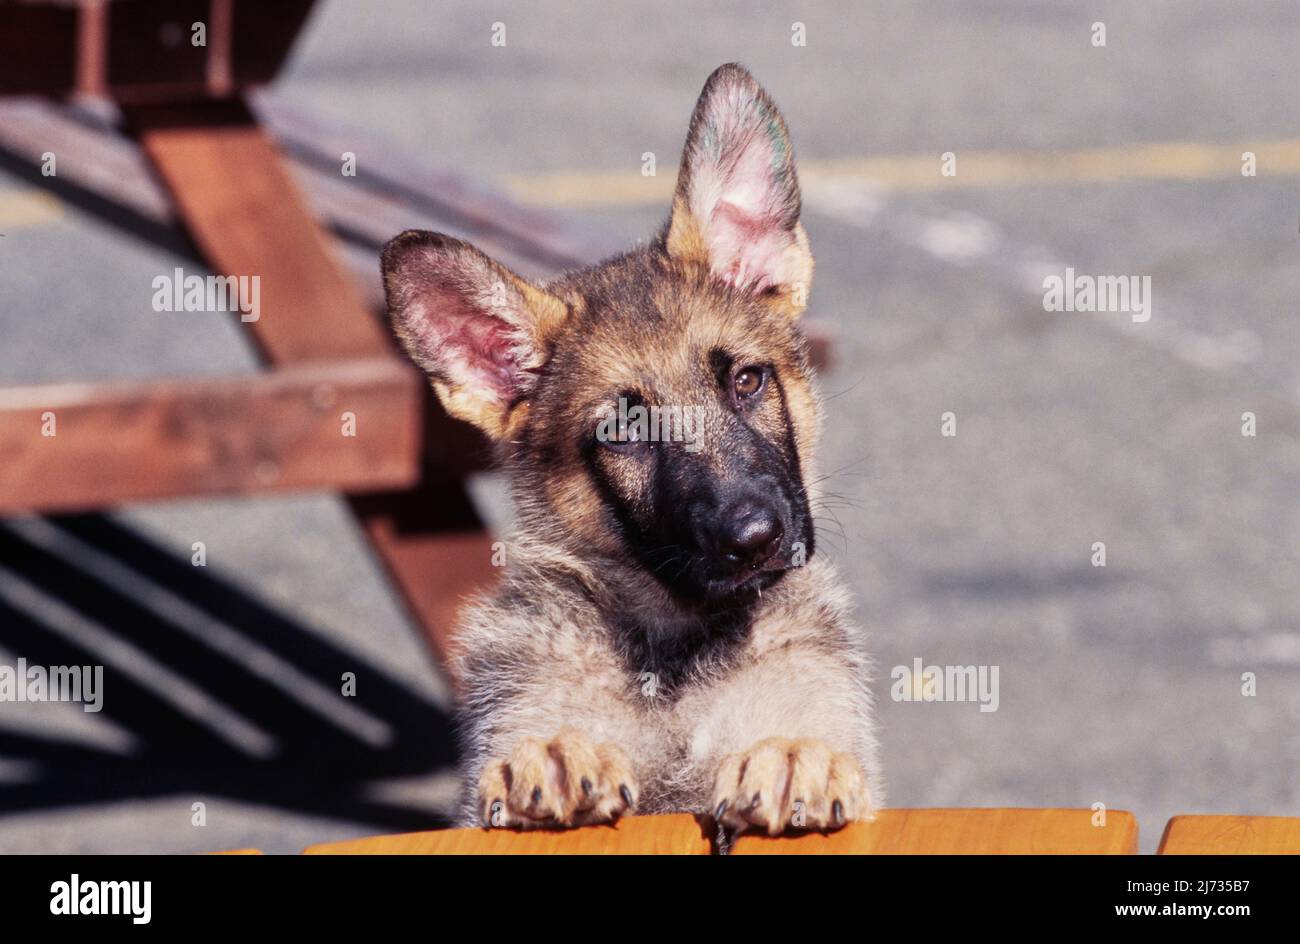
[383, 64, 818, 605]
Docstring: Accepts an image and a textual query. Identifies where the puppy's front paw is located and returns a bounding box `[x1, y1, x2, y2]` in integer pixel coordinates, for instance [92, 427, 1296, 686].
[711, 737, 871, 835]
[477, 729, 637, 829]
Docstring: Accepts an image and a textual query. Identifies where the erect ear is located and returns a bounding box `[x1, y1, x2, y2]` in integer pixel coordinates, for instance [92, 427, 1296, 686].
[381, 230, 569, 439]
[665, 63, 813, 318]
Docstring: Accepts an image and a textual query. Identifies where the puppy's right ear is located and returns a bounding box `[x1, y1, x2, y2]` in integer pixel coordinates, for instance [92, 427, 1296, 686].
[381, 230, 570, 439]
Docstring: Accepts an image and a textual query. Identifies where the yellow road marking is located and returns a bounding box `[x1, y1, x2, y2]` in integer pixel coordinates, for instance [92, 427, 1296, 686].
[0, 189, 63, 230]
[503, 138, 1300, 208]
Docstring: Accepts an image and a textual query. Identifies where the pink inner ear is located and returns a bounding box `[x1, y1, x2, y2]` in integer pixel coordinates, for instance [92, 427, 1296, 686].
[707, 200, 788, 292]
[692, 109, 796, 292]
[405, 286, 522, 403]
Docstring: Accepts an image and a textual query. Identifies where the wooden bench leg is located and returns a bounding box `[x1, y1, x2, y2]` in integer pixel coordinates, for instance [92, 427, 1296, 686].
[125, 97, 495, 674]
[351, 477, 498, 669]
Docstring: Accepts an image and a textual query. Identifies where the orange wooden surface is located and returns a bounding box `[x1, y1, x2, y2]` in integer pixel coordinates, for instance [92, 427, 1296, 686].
[732, 808, 1138, 855]
[213, 811, 1300, 854]
[1158, 815, 1300, 854]
[302, 814, 713, 855]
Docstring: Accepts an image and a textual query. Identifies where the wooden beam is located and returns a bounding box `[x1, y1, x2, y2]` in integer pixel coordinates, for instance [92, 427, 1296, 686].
[301, 814, 714, 855]
[731, 808, 1139, 855]
[351, 475, 497, 668]
[0, 358, 421, 514]
[0, 3, 79, 97]
[0, 0, 316, 102]
[125, 98, 392, 364]
[1158, 815, 1300, 854]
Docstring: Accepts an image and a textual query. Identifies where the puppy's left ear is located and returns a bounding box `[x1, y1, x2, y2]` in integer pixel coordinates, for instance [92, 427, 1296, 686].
[665, 63, 813, 317]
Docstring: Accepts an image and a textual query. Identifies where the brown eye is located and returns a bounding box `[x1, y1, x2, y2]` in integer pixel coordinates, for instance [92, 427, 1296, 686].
[733, 366, 765, 399]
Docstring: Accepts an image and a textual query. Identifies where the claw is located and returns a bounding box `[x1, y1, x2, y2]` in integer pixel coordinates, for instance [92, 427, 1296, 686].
[619, 784, 634, 809]
[832, 799, 844, 826]
[715, 800, 728, 821]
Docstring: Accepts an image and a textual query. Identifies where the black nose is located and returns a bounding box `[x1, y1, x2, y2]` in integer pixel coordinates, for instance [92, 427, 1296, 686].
[717, 499, 783, 568]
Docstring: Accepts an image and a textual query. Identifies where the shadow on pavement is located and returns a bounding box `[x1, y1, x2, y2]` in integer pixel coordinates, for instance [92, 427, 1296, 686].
[0, 514, 458, 832]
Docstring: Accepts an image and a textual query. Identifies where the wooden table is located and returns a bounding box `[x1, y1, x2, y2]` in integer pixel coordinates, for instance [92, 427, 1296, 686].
[1158, 815, 1300, 855]
[211, 810, 1300, 854]
[0, 0, 507, 665]
[295, 809, 1137, 856]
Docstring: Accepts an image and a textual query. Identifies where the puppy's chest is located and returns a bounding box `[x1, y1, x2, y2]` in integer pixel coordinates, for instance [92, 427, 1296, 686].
[614, 635, 748, 760]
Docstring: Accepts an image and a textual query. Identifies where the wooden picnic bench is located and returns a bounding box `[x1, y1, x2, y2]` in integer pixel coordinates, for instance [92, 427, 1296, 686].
[0, 0, 832, 669]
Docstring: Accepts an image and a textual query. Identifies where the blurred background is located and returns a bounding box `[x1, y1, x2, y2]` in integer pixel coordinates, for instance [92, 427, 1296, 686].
[0, 0, 1296, 853]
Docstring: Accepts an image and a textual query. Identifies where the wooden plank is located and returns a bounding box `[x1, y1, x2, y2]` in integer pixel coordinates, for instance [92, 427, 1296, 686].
[0, 0, 315, 101]
[105, 0, 210, 96]
[125, 98, 392, 363]
[0, 3, 78, 96]
[731, 808, 1138, 855]
[1158, 815, 1300, 855]
[0, 358, 420, 514]
[302, 814, 713, 855]
[228, 1, 317, 90]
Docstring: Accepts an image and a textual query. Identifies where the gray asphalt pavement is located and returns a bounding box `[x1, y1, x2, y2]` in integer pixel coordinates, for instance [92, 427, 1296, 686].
[0, 1, 1296, 853]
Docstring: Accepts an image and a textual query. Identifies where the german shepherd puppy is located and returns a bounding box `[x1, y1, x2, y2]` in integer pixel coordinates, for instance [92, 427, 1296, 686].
[381, 63, 880, 835]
